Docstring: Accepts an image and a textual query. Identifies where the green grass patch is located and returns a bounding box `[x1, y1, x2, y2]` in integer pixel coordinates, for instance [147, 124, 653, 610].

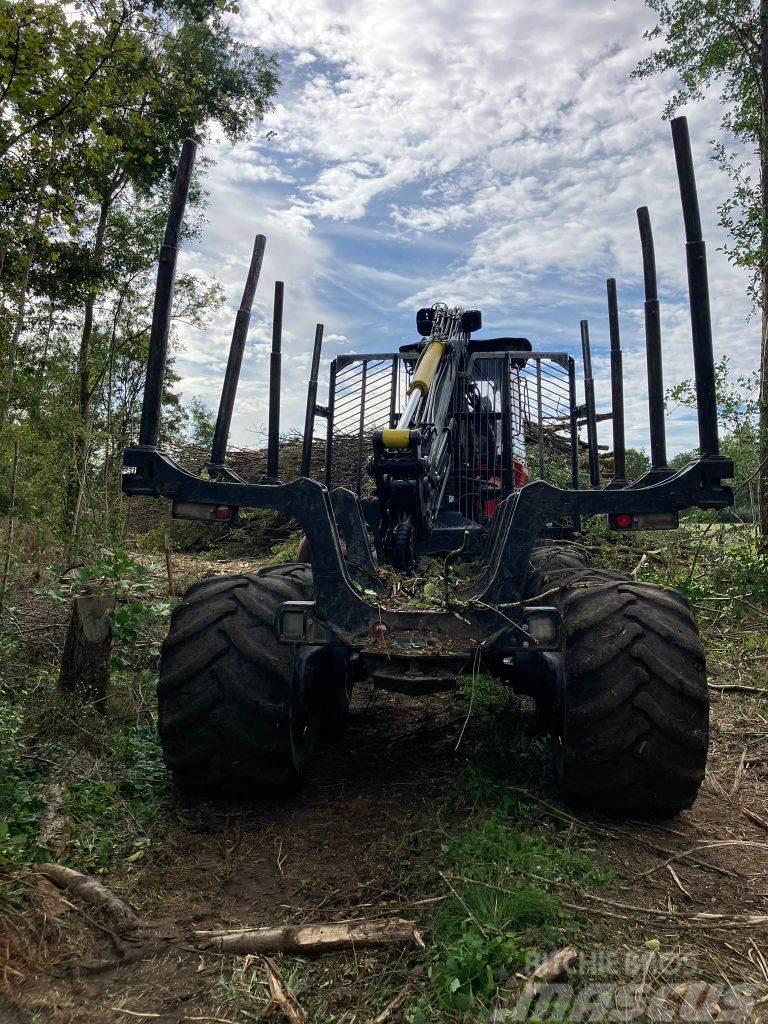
[0, 667, 170, 887]
[418, 794, 609, 1018]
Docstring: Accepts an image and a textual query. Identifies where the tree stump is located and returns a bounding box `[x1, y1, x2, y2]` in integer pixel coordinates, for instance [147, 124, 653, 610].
[58, 594, 115, 707]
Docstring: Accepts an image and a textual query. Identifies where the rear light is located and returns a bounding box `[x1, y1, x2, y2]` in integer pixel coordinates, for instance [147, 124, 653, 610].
[276, 601, 314, 642]
[172, 501, 237, 522]
[613, 513, 634, 530]
[609, 511, 679, 531]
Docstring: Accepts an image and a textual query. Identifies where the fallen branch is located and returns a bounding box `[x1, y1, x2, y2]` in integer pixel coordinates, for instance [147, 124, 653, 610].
[709, 683, 766, 695]
[522, 946, 578, 998]
[36, 863, 141, 931]
[561, 900, 768, 931]
[263, 956, 306, 1024]
[373, 976, 418, 1023]
[742, 807, 768, 832]
[194, 917, 419, 955]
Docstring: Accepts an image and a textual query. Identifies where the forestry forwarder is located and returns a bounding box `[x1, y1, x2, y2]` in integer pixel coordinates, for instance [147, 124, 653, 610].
[124, 117, 733, 816]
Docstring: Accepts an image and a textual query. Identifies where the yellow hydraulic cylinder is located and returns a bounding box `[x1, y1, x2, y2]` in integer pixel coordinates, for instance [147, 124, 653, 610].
[408, 339, 445, 396]
[380, 429, 411, 448]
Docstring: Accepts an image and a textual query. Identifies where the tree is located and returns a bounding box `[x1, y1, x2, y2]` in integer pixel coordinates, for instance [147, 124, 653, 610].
[667, 355, 760, 517]
[634, 0, 768, 542]
[0, 0, 279, 544]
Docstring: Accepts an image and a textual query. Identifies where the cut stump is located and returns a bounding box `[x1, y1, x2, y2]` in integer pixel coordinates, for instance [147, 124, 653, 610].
[58, 593, 115, 705]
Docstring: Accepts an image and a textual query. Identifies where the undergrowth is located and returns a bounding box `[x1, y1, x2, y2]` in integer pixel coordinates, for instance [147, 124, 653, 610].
[0, 673, 170, 885]
[0, 545, 173, 900]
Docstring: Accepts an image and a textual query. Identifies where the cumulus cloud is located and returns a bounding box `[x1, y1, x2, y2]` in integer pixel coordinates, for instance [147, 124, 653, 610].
[171, 0, 758, 459]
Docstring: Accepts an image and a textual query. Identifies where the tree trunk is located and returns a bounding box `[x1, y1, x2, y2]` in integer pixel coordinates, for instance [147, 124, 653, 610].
[760, 0, 768, 545]
[58, 593, 115, 707]
[70, 194, 111, 540]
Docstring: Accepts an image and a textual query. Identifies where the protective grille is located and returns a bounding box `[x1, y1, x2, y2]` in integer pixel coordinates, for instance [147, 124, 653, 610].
[325, 355, 411, 494]
[324, 350, 576, 511]
[446, 352, 576, 523]
[519, 353, 577, 487]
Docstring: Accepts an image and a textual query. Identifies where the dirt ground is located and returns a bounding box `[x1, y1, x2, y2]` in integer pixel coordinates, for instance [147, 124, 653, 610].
[3, 678, 768, 1023]
[2, 542, 768, 1023]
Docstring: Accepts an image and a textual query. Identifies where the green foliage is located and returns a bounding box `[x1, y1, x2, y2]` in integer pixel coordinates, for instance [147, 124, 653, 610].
[56, 726, 166, 871]
[35, 544, 171, 669]
[0, 669, 169, 874]
[0, 0, 279, 547]
[186, 395, 217, 448]
[425, 811, 606, 1013]
[633, 0, 763, 304]
[666, 356, 759, 517]
[638, 527, 768, 605]
[0, 680, 49, 867]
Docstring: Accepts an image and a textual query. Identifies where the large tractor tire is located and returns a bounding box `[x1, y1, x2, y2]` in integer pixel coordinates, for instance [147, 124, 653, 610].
[157, 565, 324, 797]
[524, 547, 708, 816]
[526, 544, 588, 596]
[555, 571, 709, 817]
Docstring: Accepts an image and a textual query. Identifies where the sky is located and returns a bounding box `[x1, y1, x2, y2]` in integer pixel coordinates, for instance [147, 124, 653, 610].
[173, 0, 758, 460]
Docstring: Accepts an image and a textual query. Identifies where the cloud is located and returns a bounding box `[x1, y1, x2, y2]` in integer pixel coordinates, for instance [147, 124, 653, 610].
[170, 0, 758, 463]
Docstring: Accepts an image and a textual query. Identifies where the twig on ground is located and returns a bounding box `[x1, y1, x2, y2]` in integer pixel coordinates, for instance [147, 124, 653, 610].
[181, 1018, 240, 1024]
[440, 871, 488, 938]
[508, 786, 737, 876]
[742, 808, 768, 832]
[521, 946, 578, 998]
[732, 747, 748, 794]
[372, 979, 414, 1024]
[666, 864, 692, 900]
[635, 840, 768, 879]
[111, 1010, 161, 1019]
[709, 683, 766, 694]
[263, 956, 307, 1024]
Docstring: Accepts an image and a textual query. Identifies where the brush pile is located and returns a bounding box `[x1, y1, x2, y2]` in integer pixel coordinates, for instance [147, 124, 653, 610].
[127, 432, 366, 552]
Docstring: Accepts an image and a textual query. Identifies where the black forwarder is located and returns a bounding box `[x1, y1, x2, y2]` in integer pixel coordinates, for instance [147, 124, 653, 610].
[124, 118, 732, 816]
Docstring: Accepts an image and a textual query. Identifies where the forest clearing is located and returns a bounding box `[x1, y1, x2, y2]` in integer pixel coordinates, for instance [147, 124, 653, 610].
[2, 0, 768, 1021]
[1, 518, 768, 1022]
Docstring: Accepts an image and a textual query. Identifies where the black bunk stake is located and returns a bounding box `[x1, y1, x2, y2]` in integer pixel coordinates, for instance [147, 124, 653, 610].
[209, 234, 266, 469]
[606, 278, 627, 485]
[266, 281, 284, 480]
[139, 139, 197, 448]
[637, 207, 669, 473]
[300, 323, 324, 478]
[671, 116, 720, 458]
[580, 319, 601, 488]
[568, 356, 580, 491]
